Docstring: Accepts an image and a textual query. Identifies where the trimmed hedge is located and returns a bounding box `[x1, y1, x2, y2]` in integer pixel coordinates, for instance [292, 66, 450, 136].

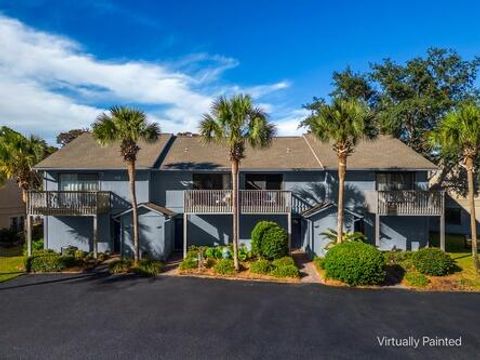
[260, 225, 288, 260]
[324, 241, 385, 286]
[251, 221, 277, 256]
[404, 271, 430, 287]
[132, 259, 163, 276]
[271, 264, 300, 278]
[412, 248, 454, 276]
[25, 250, 75, 272]
[249, 259, 273, 274]
[213, 259, 235, 275]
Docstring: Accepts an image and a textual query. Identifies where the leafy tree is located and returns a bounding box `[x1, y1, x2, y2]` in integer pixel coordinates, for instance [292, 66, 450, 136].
[330, 66, 377, 105]
[56, 128, 89, 147]
[301, 98, 377, 243]
[92, 106, 160, 264]
[429, 102, 480, 272]
[200, 94, 276, 270]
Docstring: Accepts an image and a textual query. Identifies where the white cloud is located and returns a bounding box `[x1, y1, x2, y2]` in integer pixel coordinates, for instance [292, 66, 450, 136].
[0, 15, 296, 143]
[274, 109, 310, 136]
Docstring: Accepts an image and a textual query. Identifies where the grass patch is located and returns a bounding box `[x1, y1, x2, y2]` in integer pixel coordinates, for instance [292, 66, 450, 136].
[0, 246, 24, 283]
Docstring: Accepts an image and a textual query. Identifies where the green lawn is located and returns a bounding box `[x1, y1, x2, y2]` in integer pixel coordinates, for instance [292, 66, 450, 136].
[0, 246, 25, 283]
[430, 233, 480, 290]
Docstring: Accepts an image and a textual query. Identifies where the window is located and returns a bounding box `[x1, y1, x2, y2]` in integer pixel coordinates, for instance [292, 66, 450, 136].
[445, 208, 462, 225]
[245, 174, 283, 190]
[9, 216, 24, 232]
[376, 172, 415, 191]
[193, 173, 231, 190]
[59, 173, 99, 191]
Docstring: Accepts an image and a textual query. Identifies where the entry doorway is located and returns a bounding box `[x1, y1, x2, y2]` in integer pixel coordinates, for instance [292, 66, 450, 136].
[174, 218, 184, 251]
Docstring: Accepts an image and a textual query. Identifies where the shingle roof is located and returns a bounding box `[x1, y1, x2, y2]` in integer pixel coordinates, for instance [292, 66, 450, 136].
[303, 134, 437, 170]
[160, 135, 322, 170]
[35, 133, 173, 170]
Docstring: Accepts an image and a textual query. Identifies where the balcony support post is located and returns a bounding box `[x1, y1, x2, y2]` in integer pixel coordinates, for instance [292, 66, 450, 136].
[375, 213, 380, 247]
[287, 211, 292, 253]
[440, 214, 445, 251]
[26, 215, 32, 257]
[183, 213, 188, 258]
[93, 215, 98, 259]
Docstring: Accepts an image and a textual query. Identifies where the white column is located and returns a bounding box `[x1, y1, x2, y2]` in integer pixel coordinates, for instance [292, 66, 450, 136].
[93, 215, 98, 259]
[440, 214, 446, 251]
[26, 215, 32, 257]
[287, 212, 292, 254]
[375, 214, 380, 247]
[183, 213, 188, 258]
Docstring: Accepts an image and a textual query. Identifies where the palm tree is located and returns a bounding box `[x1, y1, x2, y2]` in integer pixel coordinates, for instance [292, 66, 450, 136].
[429, 102, 480, 272]
[0, 127, 50, 256]
[0, 127, 49, 203]
[200, 94, 276, 271]
[92, 106, 160, 264]
[302, 98, 377, 243]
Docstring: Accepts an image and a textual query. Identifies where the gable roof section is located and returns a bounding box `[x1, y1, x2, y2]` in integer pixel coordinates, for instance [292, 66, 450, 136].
[35, 133, 173, 170]
[160, 135, 322, 170]
[113, 202, 176, 218]
[303, 134, 437, 170]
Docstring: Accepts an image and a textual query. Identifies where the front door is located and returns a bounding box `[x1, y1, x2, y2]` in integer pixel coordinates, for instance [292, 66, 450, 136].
[174, 218, 184, 251]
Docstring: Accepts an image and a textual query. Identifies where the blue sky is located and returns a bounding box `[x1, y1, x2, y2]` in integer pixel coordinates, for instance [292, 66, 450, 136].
[1, 0, 479, 143]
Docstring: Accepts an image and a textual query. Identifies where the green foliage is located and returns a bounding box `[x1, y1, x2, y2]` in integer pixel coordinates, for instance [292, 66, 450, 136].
[238, 245, 252, 261]
[404, 271, 430, 288]
[132, 259, 163, 276]
[412, 248, 455, 276]
[260, 225, 288, 260]
[322, 229, 368, 250]
[204, 247, 223, 259]
[213, 258, 236, 275]
[56, 128, 89, 147]
[301, 98, 377, 156]
[249, 259, 273, 275]
[314, 257, 325, 270]
[271, 264, 300, 278]
[272, 256, 295, 268]
[32, 239, 44, 252]
[108, 259, 133, 274]
[74, 249, 87, 260]
[186, 246, 200, 259]
[179, 257, 198, 271]
[251, 221, 277, 256]
[98, 252, 109, 262]
[383, 250, 415, 271]
[25, 250, 77, 272]
[324, 241, 385, 286]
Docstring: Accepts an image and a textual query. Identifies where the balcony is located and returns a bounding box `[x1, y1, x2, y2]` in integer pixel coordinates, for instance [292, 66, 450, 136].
[28, 191, 111, 216]
[183, 190, 292, 214]
[377, 190, 444, 216]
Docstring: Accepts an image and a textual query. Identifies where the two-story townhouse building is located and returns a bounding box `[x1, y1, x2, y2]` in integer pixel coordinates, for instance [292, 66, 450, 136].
[28, 132, 443, 259]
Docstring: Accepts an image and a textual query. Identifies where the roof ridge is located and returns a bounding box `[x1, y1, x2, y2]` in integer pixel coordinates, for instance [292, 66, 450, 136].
[302, 134, 324, 169]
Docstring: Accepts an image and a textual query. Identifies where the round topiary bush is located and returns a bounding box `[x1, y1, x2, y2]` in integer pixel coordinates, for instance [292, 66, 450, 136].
[251, 221, 277, 256]
[260, 225, 288, 260]
[412, 248, 455, 276]
[324, 241, 385, 286]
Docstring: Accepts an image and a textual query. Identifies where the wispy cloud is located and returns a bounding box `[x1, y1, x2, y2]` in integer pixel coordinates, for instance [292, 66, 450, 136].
[0, 14, 296, 143]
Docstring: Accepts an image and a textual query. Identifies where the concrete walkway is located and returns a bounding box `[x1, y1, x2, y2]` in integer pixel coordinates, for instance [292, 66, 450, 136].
[291, 250, 321, 283]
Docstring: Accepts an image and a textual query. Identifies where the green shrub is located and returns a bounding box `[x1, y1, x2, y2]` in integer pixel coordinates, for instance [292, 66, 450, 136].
[204, 258, 216, 268]
[238, 245, 252, 261]
[272, 256, 295, 268]
[213, 258, 235, 275]
[204, 247, 222, 259]
[132, 259, 163, 276]
[32, 239, 45, 252]
[251, 221, 277, 256]
[412, 248, 455, 276]
[384, 250, 415, 271]
[314, 257, 325, 270]
[271, 264, 300, 278]
[249, 259, 273, 274]
[74, 249, 87, 260]
[26, 251, 70, 272]
[109, 259, 132, 274]
[324, 241, 385, 286]
[179, 257, 198, 271]
[260, 225, 288, 260]
[98, 252, 109, 262]
[404, 271, 430, 287]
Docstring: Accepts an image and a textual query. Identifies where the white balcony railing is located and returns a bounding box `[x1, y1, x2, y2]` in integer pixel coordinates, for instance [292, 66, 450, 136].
[28, 191, 111, 216]
[183, 190, 291, 214]
[377, 190, 444, 216]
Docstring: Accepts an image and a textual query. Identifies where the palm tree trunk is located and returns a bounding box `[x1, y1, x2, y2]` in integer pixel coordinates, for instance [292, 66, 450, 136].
[336, 154, 347, 243]
[231, 159, 240, 271]
[466, 156, 479, 272]
[127, 160, 140, 264]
